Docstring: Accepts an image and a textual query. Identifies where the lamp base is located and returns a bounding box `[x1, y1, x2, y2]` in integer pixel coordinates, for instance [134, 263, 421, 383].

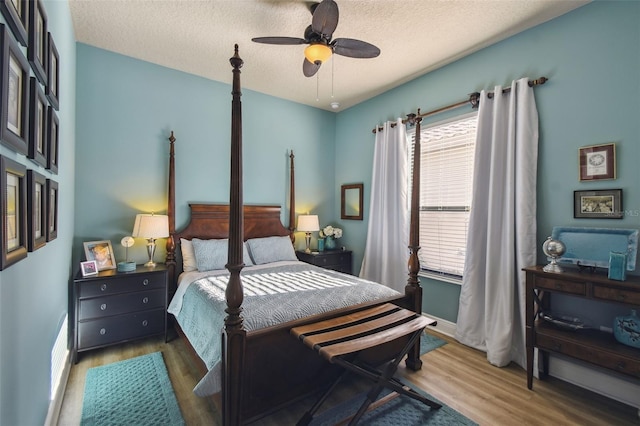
[145, 238, 158, 268]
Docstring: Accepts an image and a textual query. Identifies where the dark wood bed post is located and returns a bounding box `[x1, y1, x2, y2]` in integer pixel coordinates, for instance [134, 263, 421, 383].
[166, 131, 177, 286]
[288, 151, 296, 240]
[405, 112, 424, 371]
[222, 44, 246, 426]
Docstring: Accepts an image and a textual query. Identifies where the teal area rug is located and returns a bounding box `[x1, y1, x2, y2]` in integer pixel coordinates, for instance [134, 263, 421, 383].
[421, 332, 447, 354]
[307, 333, 461, 425]
[309, 387, 477, 426]
[81, 352, 184, 426]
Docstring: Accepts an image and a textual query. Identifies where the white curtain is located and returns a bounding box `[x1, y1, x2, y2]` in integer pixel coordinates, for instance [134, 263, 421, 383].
[360, 118, 409, 292]
[455, 78, 539, 369]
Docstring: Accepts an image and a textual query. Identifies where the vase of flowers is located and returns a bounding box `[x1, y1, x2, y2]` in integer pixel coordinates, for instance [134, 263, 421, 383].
[319, 225, 342, 250]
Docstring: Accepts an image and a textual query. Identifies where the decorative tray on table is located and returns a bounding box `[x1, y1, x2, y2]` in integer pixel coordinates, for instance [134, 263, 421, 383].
[551, 226, 638, 271]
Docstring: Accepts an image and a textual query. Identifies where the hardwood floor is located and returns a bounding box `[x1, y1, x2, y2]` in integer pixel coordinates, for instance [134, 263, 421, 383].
[58, 328, 639, 425]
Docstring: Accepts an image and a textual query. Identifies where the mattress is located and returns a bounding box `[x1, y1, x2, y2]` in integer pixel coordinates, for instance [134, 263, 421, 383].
[167, 260, 401, 396]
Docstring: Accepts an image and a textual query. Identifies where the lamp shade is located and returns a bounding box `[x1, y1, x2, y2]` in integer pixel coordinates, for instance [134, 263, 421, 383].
[132, 214, 169, 239]
[297, 215, 320, 232]
[304, 43, 332, 64]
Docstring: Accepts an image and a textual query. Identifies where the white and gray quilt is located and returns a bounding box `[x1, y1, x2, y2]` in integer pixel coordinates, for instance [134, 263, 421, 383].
[167, 260, 401, 396]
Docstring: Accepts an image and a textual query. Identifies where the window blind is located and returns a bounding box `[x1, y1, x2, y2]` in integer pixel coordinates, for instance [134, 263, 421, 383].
[408, 112, 477, 277]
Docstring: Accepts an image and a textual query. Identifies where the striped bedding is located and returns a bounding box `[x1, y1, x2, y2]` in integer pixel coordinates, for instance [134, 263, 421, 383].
[167, 260, 401, 396]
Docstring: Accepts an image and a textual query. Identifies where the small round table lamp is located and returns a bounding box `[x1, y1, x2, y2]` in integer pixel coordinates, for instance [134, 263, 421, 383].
[117, 236, 136, 272]
[132, 213, 169, 267]
[297, 215, 320, 254]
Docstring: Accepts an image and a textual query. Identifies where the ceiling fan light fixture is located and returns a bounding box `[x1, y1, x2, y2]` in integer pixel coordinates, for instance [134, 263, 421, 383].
[304, 43, 332, 64]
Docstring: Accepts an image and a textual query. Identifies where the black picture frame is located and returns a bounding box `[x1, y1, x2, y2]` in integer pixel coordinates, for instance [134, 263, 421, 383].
[27, 0, 46, 85]
[28, 77, 47, 167]
[0, 23, 29, 155]
[45, 178, 57, 241]
[46, 106, 58, 173]
[45, 32, 58, 110]
[0, 155, 27, 270]
[574, 189, 623, 219]
[27, 169, 46, 251]
[341, 183, 364, 220]
[0, 0, 28, 47]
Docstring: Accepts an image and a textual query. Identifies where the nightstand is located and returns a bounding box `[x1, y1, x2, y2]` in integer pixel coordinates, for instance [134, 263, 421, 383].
[296, 250, 353, 275]
[72, 264, 168, 363]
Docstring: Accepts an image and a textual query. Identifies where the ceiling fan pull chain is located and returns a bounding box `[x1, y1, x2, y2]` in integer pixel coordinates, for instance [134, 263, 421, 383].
[316, 72, 320, 101]
[331, 56, 334, 99]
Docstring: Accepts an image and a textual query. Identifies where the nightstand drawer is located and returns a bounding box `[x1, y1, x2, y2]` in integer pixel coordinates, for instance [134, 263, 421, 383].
[78, 308, 165, 349]
[534, 276, 585, 296]
[78, 289, 165, 320]
[79, 272, 165, 298]
[593, 285, 640, 305]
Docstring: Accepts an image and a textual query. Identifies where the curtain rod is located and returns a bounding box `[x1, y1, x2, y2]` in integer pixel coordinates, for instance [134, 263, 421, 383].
[372, 76, 548, 133]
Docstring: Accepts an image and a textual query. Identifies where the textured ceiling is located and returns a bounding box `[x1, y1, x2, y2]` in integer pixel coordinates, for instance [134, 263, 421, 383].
[68, 0, 588, 112]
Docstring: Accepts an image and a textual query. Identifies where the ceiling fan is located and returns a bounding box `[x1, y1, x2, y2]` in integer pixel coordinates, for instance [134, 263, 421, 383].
[251, 0, 380, 77]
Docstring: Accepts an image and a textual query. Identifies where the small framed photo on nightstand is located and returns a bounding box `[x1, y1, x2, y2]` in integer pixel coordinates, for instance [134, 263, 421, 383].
[80, 260, 98, 277]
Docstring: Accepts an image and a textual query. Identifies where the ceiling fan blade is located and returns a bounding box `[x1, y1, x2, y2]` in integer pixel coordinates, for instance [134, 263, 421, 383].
[252, 36, 307, 45]
[332, 38, 380, 58]
[311, 0, 339, 40]
[303, 58, 321, 77]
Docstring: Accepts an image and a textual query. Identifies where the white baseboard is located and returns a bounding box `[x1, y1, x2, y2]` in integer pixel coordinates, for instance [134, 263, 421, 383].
[548, 354, 640, 410]
[423, 313, 456, 338]
[44, 350, 71, 426]
[422, 314, 639, 413]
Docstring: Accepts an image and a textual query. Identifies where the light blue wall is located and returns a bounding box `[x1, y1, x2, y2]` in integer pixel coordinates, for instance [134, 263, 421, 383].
[0, 1, 76, 425]
[335, 1, 640, 323]
[74, 45, 337, 265]
[3, 1, 639, 423]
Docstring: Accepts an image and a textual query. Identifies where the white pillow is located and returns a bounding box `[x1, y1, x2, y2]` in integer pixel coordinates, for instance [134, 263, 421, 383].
[191, 238, 254, 272]
[180, 238, 197, 272]
[247, 236, 296, 265]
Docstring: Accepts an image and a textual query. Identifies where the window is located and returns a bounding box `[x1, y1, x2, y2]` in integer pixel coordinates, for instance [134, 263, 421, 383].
[407, 112, 477, 280]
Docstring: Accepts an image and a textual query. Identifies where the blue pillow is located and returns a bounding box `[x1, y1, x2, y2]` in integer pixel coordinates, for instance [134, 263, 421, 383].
[191, 238, 253, 272]
[247, 236, 296, 265]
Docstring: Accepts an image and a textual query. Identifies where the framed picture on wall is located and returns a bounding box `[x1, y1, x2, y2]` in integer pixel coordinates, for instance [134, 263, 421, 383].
[0, 24, 30, 155]
[28, 77, 48, 167]
[0, 0, 28, 47]
[574, 189, 623, 219]
[579, 143, 616, 181]
[27, 169, 46, 251]
[45, 32, 58, 110]
[46, 106, 58, 173]
[27, 0, 47, 85]
[45, 178, 57, 241]
[0, 155, 27, 270]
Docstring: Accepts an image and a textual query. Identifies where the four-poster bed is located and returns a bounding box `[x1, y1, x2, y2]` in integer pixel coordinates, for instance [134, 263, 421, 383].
[164, 45, 427, 424]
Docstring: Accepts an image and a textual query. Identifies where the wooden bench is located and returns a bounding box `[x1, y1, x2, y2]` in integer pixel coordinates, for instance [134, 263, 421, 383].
[291, 303, 442, 425]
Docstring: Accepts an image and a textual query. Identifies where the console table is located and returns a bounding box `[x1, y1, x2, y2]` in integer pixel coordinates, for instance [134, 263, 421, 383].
[524, 266, 640, 390]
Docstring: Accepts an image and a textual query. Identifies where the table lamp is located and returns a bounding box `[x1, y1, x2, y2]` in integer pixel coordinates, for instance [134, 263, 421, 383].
[297, 214, 320, 254]
[132, 213, 169, 267]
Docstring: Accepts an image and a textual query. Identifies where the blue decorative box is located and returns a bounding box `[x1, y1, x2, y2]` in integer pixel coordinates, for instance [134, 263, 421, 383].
[613, 310, 640, 349]
[607, 251, 627, 281]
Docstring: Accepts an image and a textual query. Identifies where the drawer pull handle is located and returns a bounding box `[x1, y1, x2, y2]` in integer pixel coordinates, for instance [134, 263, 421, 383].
[552, 343, 562, 351]
[100, 284, 107, 292]
[100, 303, 107, 311]
[554, 283, 563, 290]
[617, 294, 626, 301]
[142, 297, 149, 304]
[142, 320, 148, 327]
[143, 279, 149, 286]
[100, 328, 106, 335]
[617, 361, 626, 370]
